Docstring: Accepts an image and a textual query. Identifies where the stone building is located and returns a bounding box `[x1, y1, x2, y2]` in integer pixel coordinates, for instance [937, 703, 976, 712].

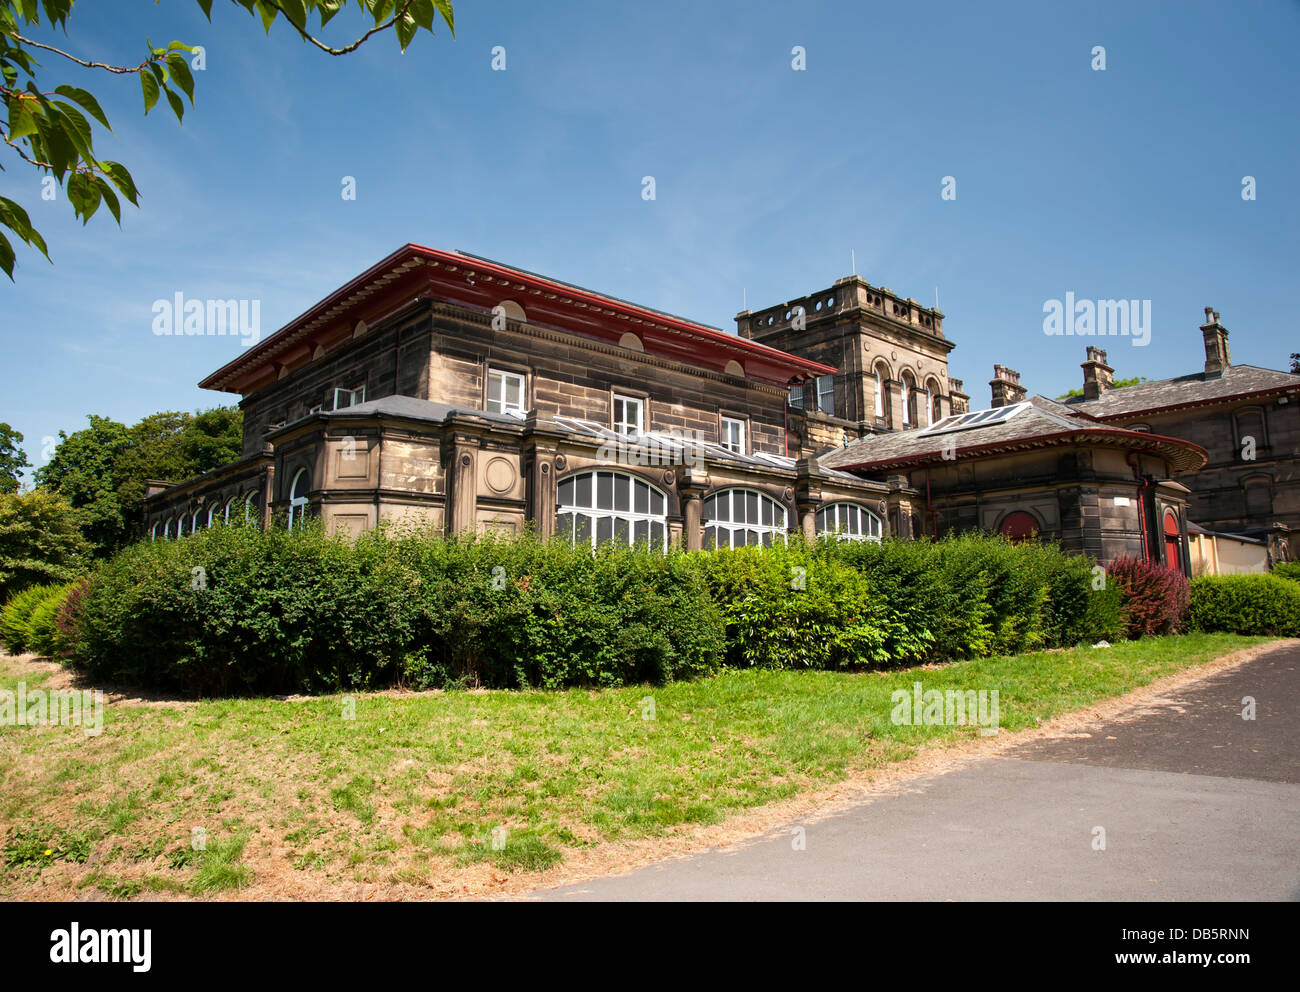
[144, 245, 894, 549]
[143, 247, 1289, 571]
[1057, 311, 1300, 561]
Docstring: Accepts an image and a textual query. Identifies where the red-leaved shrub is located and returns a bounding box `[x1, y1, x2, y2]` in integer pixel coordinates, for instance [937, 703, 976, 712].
[1106, 556, 1189, 638]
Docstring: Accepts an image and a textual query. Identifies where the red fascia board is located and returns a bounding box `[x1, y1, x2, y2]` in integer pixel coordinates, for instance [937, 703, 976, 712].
[834, 427, 1208, 474]
[200, 244, 835, 391]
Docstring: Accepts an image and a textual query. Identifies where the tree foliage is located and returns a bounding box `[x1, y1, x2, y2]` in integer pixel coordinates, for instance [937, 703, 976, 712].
[35, 406, 242, 555]
[1, 0, 453, 278]
[0, 486, 88, 601]
[0, 421, 29, 492]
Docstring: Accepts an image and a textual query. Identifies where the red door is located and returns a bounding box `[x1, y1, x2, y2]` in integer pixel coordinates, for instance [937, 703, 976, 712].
[1000, 511, 1039, 542]
[1163, 511, 1182, 571]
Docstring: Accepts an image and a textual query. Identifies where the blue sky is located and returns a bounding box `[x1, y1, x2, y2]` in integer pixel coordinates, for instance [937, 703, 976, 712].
[3, 0, 1297, 479]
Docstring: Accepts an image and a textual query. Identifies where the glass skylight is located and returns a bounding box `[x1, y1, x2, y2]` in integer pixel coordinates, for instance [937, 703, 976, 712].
[920, 401, 1031, 436]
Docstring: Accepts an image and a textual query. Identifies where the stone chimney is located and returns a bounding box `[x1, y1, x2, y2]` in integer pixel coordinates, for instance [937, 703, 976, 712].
[948, 377, 970, 414]
[1081, 346, 1114, 401]
[989, 365, 1027, 408]
[1200, 306, 1230, 379]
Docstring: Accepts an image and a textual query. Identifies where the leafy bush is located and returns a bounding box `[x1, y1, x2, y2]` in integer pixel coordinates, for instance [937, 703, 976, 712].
[1188, 574, 1300, 636]
[1104, 556, 1189, 638]
[67, 524, 725, 694]
[1271, 562, 1300, 583]
[0, 583, 61, 655]
[690, 542, 908, 669]
[26, 582, 76, 657]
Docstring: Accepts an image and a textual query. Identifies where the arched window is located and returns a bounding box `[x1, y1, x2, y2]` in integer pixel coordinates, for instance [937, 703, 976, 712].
[557, 470, 668, 549]
[1163, 510, 1182, 571]
[703, 488, 787, 548]
[901, 371, 917, 427]
[192, 509, 203, 533]
[999, 511, 1040, 542]
[150, 521, 159, 541]
[815, 502, 883, 542]
[288, 470, 310, 530]
[223, 496, 236, 524]
[244, 491, 259, 525]
[176, 515, 186, 538]
[927, 378, 943, 424]
[163, 517, 174, 539]
[873, 364, 885, 420]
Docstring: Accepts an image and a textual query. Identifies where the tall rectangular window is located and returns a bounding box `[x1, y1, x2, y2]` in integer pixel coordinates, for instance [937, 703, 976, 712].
[486, 368, 526, 417]
[788, 384, 804, 409]
[613, 394, 643, 435]
[720, 416, 745, 454]
[816, 375, 835, 415]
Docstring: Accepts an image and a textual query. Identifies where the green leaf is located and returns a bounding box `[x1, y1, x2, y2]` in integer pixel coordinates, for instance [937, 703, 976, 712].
[395, 11, 417, 50]
[432, 0, 454, 35]
[194, 0, 214, 19]
[53, 85, 111, 130]
[0, 229, 15, 280]
[94, 176, 121, 224]
[163, 86, 185, 123]
[140, 70, 160, 113]
[51, 102, 95, 165]
[165, 53, 195, 102]
[66, 171, 101, 224]
[99, 161, 139, 206]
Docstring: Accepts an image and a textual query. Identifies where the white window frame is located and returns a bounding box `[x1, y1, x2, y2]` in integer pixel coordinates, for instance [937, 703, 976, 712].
[557, 470, 669, 551]
[333, 384, 365, 410]
[901, 374, 915, 427]
[486, 368, 527, 418]
[788, 384, 804, 410]
[720, 416, 746, 455]
[163, 518, 174, 539]
[244, 492, 257, 524]
[816, 502, 883, 543]
[703, 488, 788, 548]
[287, 470, 310, 530]
[816, 375, 835, 416]
[613, 394, 644, 435]
[150, 521, 159, 541]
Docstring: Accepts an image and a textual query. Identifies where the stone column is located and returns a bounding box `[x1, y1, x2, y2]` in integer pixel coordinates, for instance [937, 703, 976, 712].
[448, 434, 479, 536]
[678, 466, 709, 551]
[526, 443, 558, 540]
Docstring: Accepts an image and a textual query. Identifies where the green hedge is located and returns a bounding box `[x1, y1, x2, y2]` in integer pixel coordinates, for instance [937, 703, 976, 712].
[0, 583, 66, 655]
[66, 525, 726, 694]
[1272, 562, 1300, 583]
[27, 525, 1169, 694]
[1188, 574, 1300, 637]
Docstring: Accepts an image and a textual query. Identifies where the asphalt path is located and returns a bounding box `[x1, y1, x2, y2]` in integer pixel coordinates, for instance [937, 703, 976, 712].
[535, 643, 1299, 900]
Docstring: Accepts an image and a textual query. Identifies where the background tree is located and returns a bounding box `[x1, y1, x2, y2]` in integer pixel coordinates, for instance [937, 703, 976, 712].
[34, 413, 129, 553]
[35, 406, 243, 554]
[0, 422, 29, 493]
[1291, 353, 1299, 374]
[0, 487, 88, 600]
[1, 0, 453, 278]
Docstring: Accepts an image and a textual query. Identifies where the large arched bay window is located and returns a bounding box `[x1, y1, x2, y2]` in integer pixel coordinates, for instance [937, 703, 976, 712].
[557, 470, 668, 550]
[287, 470, 310, 530]
[816, 502, 883, 542]
[703, 488, 787, 548]
[901, 371, 917, 428]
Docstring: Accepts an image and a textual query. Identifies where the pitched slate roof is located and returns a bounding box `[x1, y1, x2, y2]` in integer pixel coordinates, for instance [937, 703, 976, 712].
[1061, 364, 1300, 420]
[819, 395, 1207, 474]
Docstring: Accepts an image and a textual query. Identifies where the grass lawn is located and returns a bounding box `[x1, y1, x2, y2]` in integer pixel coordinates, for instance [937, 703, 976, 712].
[0, 632, 1272, 900]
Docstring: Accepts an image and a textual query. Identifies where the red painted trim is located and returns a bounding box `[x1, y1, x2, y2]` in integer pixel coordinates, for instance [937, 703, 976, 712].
[199, 244, 836, 392]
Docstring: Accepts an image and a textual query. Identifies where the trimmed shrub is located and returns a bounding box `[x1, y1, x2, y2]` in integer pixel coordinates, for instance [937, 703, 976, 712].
[26, 582, 76, 657]
[690, 542, 910, 670]
[1105, 556, 1189, 638]
[68, 524, 725, 694]
[1, 583, 62, 655]
[1271, 562, 1300, 584]
[1188, 574, 1300, 637]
